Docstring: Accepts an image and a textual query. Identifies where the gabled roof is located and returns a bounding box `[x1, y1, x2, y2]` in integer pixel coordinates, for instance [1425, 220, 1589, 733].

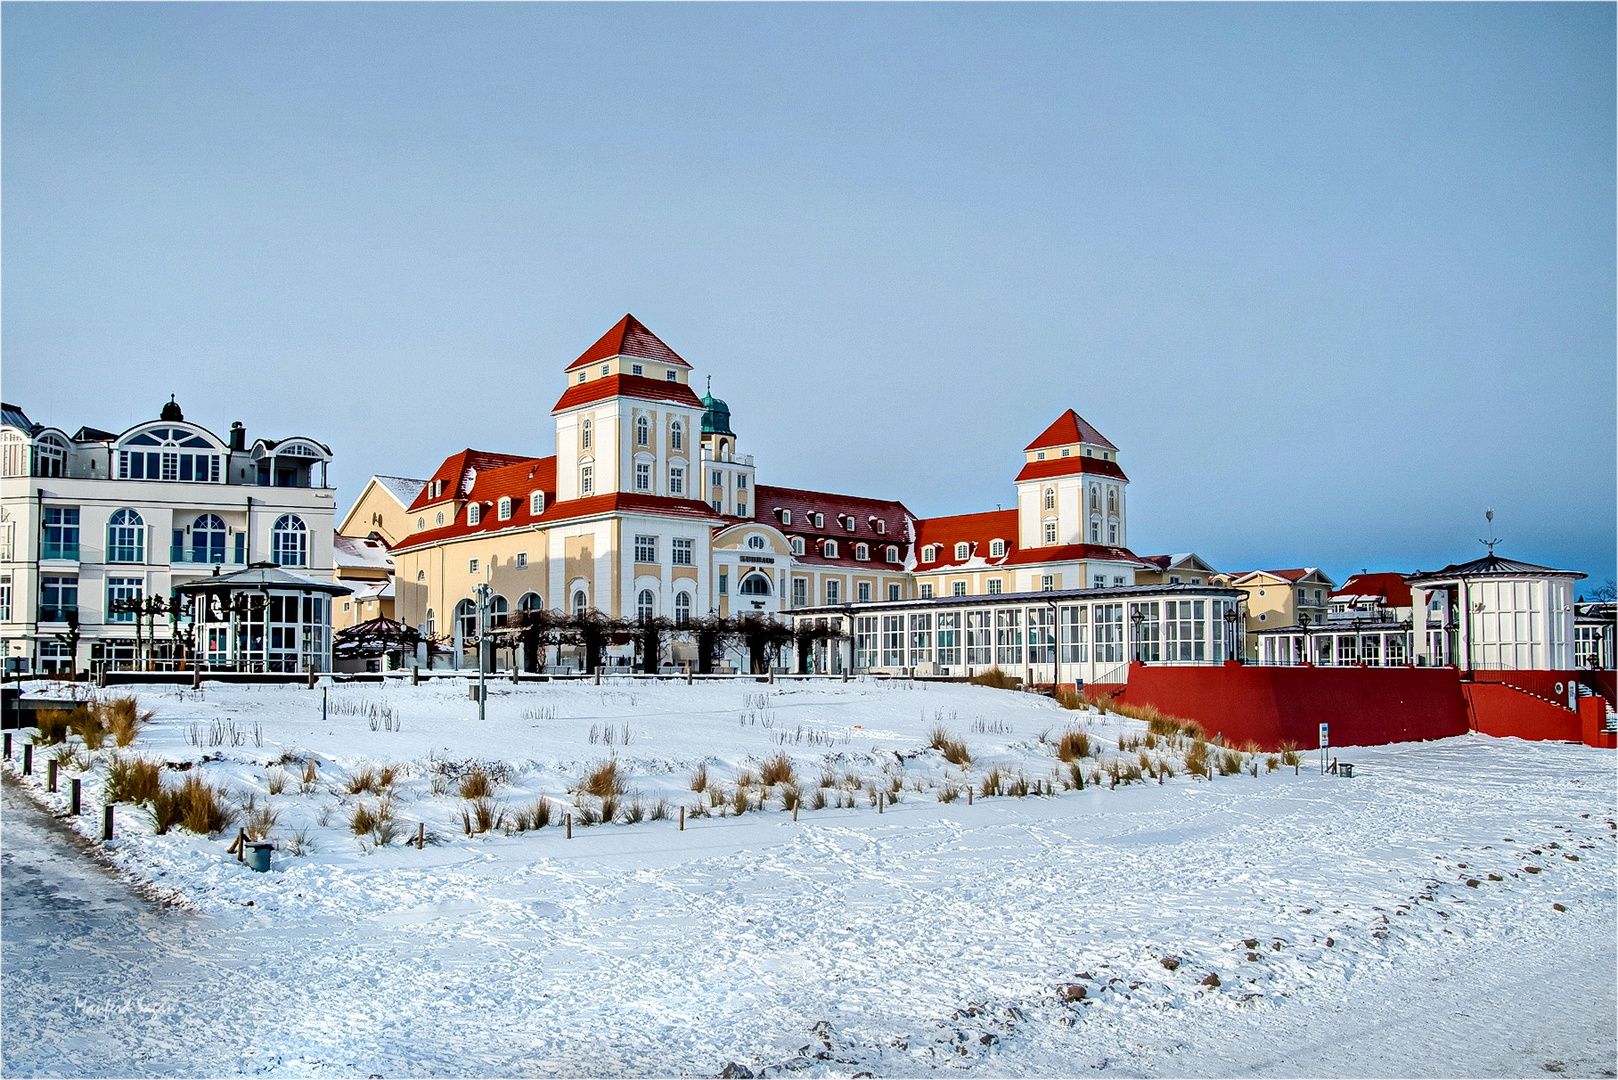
[408, 449, 536, 511]
[1, 403, 38, 435]
[394, 490, 720, 553]
[1232, 568, 1338, 589]
[1406, 554, 1584, 583]
[565, 314, 691, 373]
[754, 484, 914, 568]
[913, 510, 1019, 569]
[1002, 543, 1152, 569]
[1025, 409, 1117, 452]
[373, 475, 427, 508]
[333, 533, 395, 571]
[1331, 572, 1413, 608]
[1014, 456, 1128, 483]
[552, 374, 706, 413]
[1140, 553, 1217, 574]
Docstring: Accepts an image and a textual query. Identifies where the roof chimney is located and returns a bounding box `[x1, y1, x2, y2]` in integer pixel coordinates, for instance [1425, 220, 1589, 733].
[229, 422, 245, 452]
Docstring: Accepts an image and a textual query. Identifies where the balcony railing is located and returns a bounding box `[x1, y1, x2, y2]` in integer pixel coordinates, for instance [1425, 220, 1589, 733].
[39, 605, 78, 623]
[170, 546, 244, 566]
[41, 542, 79, 561]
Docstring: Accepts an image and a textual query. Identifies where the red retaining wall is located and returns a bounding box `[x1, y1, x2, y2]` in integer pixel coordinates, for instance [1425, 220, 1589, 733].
[1462, 682, 1581, 742]
[1110, 662, 1471, 751]
[1580, 696, 1617, 749]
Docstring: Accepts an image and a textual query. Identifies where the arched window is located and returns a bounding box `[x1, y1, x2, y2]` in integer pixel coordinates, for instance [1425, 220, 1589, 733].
[529, 491, 544, 516]
[191, 513, 226, 563]
[488, 594, 509, 627]
[497, 497, 512, 521]
[636, 589, 655, 621]
[1090, 518, 1101, 543]
[107, 509, 145, 563]
[518, 591, 543, 612]
[271, 514, 308, 566]
[670, 420, 683, 451]
[425, 609, 436, 638]
[791, 537, 805, 556]
[675, 591, 692, 626]
[1089, 485, 1100, 512]
[573, 589, 588, 616]
[989, 539, 1006, 558]
[739, 573, 771, 596]
[467, 503, 482, 526]
[1044, 520, 1057, 544]
[885, 545, 899, 563]
[854, 543, 869, 561]
[823, 540, 838, 558]
[636, 416, 650, 447]
[1044, 487, 1055, 511]
[416, 569, 426, 582]
[1107, 488, 1118, 514]
[581, 418, 592, 450]
[455, 598, 478, 642]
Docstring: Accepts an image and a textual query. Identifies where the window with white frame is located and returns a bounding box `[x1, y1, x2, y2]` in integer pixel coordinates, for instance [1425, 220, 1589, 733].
[1060, 605, 1087, 663]
[530, 491, 544, 515]
[854, 543, 869, 561]
[497, 497, 512, 521]
[0, 574, 10, 622]
[636, 462, 652, 491]
[1094, 603, 1124, 663]
[1044, 520, 1057, 544]
[636, 589, 655, 621]
[1108, 520, 1118, 544]
[966, 610, 992, 665]
[874, 519, 884, 535]
[669, 466, 684, 495]
[791, 537, 805, 556]
[989, 539, 1005, 558]
[921, 545, 936, 562]
[995, 608, 1023, 665]
[580, 465, 593, 495]
[417, 516, 426, 530]
[1026, 606, 1055, 664]
[937, 611, 961, 665]
[920, 583, 933, 599]
[1163, 599, 1206, 662]
[952, 581, 967, 596]
[813, 512, 824, 528]
[675, 591, 692, 625]
[1113, 576, 1126, 586]
[887, 583, 901, 601]
[632, 363, 643, 376]
[987, 579, 1003, 595]
[634, 535, 657, 563]
[1107, 487, 1118, 514]
[636, 416, 650, 447]
[823, 540, 838, 558]
[854, 616, 878, 668]
[881, 615, 904, 667]
[469, 558, 479, 574]
[736, 475, 747, 490]
[857, 581, 871, 602]
[718, 573, 728, 596]
[516, 552, 527, 569]
[271, 514, 308, 566]
[954, 542, 970, 561]
[1044, 487, 1055, 510]
[106, 577, 142, 623]
[671, 537, 693, 566]
[909, 612, 933, 662]
[573, 589, 588, 615]
[1041, 575, 1054, 591]
[581, 419, 592, 449]
[825, 579, 840, 605]
[885, 546, 899, 563]
[107, 508, 145, 563]
[1094, 574, 1107, 588]
[711, 470, 723, 487]
[467, 503, 482, 525]
[670, 421, 684, 451]
[747, 534, 766, 550]
[792, 578, 807, 607]
[666, 369, 678, 382]
[1090, 518, 1101, 543]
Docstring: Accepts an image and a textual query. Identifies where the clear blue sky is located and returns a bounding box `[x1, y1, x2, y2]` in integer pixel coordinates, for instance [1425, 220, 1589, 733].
[5, 3, 1613, 590]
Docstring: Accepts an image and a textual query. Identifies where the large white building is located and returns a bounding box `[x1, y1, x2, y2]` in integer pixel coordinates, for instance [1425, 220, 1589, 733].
[0, 399, 338, 674]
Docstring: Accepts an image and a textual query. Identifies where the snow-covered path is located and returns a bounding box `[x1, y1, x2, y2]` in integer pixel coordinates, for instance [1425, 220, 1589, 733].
[4, 734, 1613, 1078]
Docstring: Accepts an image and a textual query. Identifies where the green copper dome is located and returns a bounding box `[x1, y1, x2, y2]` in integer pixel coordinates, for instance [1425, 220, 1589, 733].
[700, 393, 734, 437]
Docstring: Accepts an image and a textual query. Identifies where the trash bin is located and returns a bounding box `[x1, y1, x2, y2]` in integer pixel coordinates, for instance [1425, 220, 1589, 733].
[1338, 763, 1354, 779]
[246, 841, 273, 873]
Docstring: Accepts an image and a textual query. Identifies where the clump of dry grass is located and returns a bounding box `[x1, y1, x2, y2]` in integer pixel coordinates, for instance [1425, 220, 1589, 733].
[1280, 744, 1301, 771]
[690, 763, 709, 793]
[981, 765, 1007, 797]
[937, 780, 962, 803]
[969, 668, 1020, 690]
[734, 768, 759, 789]
[377, 763, 402, 788]
[350, 802, 380, 835]
[459, 797, 505, 835]
[618, 798, 646, 824]
[1185, 740, 1210, 778]
[599, 792, 621, 822]
[810, 787, 829, 810]
[1052, 687, 1087, 710]
[145, 787, 187, 834]
[780, 784, 803, 812]
[1055, 729, 1091, 762]
[459, 767, 497, 800]
[244, 802, 280, 841]
[928, 726, 972, 767]
[103, 697, 152, 747]
[177, 775, 235, 834]
[509, 798, 554, 832]
[759, 752, 796, 787]
[105, 755, 163, 805]
[346, 765, 381, 795]
[730, 787, 753, 816]
[649, 798, 671, 821]
[265, 769, 288, 796]
[1067, 760, 1086, 789]
[1217, 749, 1243, 776]
[576, 760, 624, 799]
[33, 709, 77, 746]
[300, 759, 319, 793]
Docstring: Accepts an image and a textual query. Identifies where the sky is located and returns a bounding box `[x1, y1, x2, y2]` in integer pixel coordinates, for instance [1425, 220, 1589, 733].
[4, 3, 1613, 589]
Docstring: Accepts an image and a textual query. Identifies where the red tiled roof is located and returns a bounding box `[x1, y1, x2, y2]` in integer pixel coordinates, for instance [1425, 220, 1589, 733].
[913, 510, 1019, 569]
[1013, 456, 1128, 483]
[565, 315, 690, 372]
[1331, 572, 1413, 608]
[753, 484, 914, 569]
[395, 487, 721, 553]
[551, 374, 706, 413]
[1025, 409, 1117, 452]
[408, 449, 536, 511]
[1002, 543, 1148, 568]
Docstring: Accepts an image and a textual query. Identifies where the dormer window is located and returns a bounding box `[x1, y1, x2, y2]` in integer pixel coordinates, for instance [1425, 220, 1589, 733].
[842, 515, 855, 533]
[467, 503, 482, 526]
[922, 545, 937, 562]
[578, 372, 587, 384]
[854, 543, 869, 561]
[665, 370, 678, 382]
[530, 491, 545, 515]
[954, 542, 970, 561]
[1085, 447, 1093, 457]
[989, 539, 1006, 558]
[600, 364, 610, 376]
[632, 363, 644, 376]
[814, 512, 824, 529]
[497, 497, 512, 521]
[823, 539, 838, 558]
[873, 519, 885, 535]
[885, 545, 899, 564]
[1061, 448, 1070, 457]
[777, 508, 791, 526]
[791, 537, 805, 556]
[1037, 451, 1046, 460]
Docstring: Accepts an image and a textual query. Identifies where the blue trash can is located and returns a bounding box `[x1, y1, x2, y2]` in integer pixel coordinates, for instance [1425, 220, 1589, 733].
[246, 842, 273, 873]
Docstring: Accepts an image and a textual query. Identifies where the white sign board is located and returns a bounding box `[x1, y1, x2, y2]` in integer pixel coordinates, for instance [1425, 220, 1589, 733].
[1318, 722, 1329, 749]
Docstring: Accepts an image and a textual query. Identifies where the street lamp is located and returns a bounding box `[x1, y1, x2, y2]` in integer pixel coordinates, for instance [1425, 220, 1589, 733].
[473, 582, 490, 723]
[1131, 607, 1146, 663]
[1224, 604, 1239, 664]
[1298, 611, 1312, 665]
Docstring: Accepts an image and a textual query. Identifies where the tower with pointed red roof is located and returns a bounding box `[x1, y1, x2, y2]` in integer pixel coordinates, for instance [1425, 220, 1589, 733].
[1014, 409, 1129, 551]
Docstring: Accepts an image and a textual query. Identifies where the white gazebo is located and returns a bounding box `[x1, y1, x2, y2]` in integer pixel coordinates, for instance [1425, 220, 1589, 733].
[177, 563, 350, 673]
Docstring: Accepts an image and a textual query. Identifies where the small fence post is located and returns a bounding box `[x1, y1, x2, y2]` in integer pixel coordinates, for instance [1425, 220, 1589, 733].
[878, 792, 884, 814]
[416, 822, 425, 850]
[411, 665, 420, 686]
[967, 786, 973, 806]
[306, 668, 317, 690]
[678, 805, 685, 832]
[102, 803, 114, 841]
[191, 665, 201, 690]
[47, 758, 57, 793]
[566, 813, 573, 839]
[236, 828, 247, 862]
[3, 732, 10, 759]
[22, 743, 32, 775]
[792, 801, 799, 822]
[70, 778, 81, 815]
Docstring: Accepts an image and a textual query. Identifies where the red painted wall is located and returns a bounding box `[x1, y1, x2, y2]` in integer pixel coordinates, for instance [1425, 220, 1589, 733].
[1112, 663, 1470, 751]
[1579, 696, 1617, 749]
[1462, 681, 1582, 742]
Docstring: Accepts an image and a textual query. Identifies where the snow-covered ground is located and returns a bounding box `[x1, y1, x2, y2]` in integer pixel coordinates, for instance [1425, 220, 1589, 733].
[2, 677, 1614, 1078]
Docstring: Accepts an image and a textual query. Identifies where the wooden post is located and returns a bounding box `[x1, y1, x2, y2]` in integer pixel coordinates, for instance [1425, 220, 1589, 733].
[967, 785, 973, 806]
[411, 665, 420, 686]
[878, 792, 884, 814]
[235, 828, 247, 861]
[70, 778, 81, 816]
[191, 665, 201, 690]
[306, 668, 317, 690]
[21, 743, 31, 775]
[566, 813, 573, 839]
[102, 804, 114, 841]
[679, 805, 685, 831]
[4, 732, 12, 758]
[416, 822, 425, 850]
[47, 758, 58, 793]
[792, 801, 799, 822]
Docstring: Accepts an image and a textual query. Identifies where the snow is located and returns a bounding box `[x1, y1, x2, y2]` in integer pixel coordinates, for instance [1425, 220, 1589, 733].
[3, 676, 1614, 1078]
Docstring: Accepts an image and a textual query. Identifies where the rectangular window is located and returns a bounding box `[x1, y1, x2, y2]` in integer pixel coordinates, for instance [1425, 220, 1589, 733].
[1041, 575, 1054, 591]
[996, 608, 1023, 666]
[1163, 599, 1206, 662]
[1094, 574, 1107, 589]
[1113, 576, 1126, 587]
[887, 583, 901, 601]
[632, 363, 643, 376]
[634, 535, 657, 563]
[909, 613, 933, 663]
[179, 455, 194, 482]
[737, 475, 747, 490]
[516, 552, 528, 569]
[825, 579, 840, 605]
[718, 573, 728, 596]
[936, 612, 961, 666]
[580, 465, 594, 496]
[1060, 605, 1087, 663]
[636, 462, 652, 492]
[161, 452, 179, 481]
[736, 500, 746, 517]
[987, 579, 1003, 595]
[855, 616, 878, 669]
[792, 578, 807, 607]
[40, 576, 78, 623]
[1094, 603, 1124, 664]
[670, 467, 685, 495]
[671, 537, 694, 566]
[42, 507, 80, 561]
[881, 614, 905, 667]
[666, 370, 678, 381]
[952, 581, 967, 597]
[1211, 599, 1229, 662]
[1026, 606, 1055, 664]
[0, 574, 10, 621]
[919, 583, 934, 599]
[966, 610, 993, 666]
[1129, 601, 1162, 662]
[106, 577, 143, 623]
[469, 558, 479, 575]
[712, 470, 723, 486]
[857, 581, 872, 603]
